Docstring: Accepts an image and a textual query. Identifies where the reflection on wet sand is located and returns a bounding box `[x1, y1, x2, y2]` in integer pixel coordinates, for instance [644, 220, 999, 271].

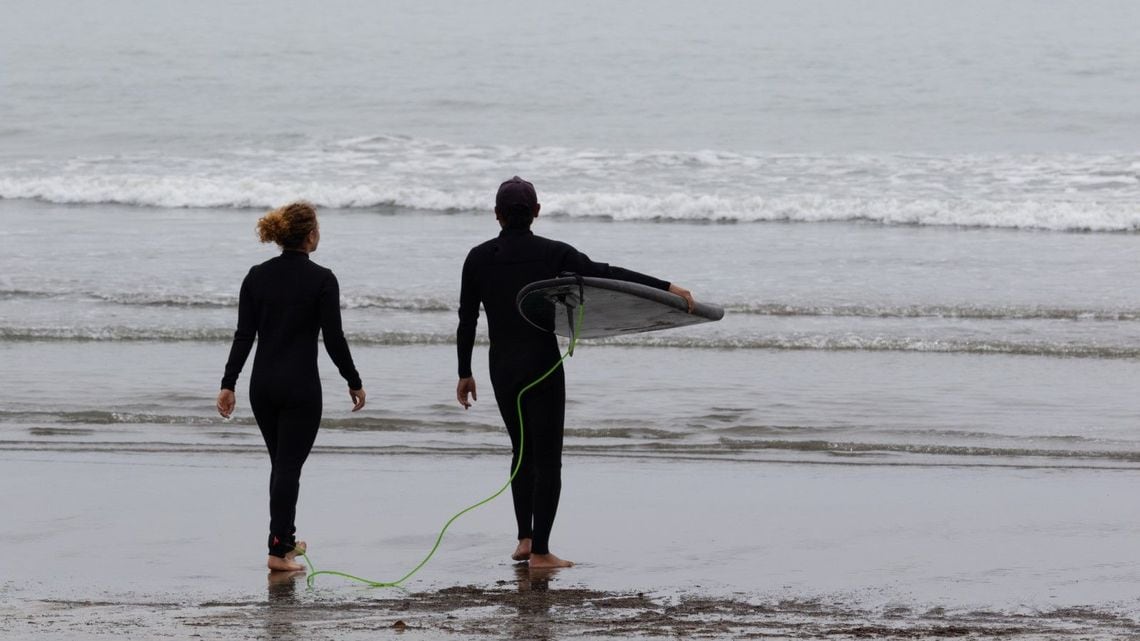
[509, 564, 560, 641]
[263, 570, 305, 640]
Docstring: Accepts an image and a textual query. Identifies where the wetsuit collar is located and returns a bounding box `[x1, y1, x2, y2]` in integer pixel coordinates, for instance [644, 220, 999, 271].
[498, 228, 534, 237]
[281, 249, 310, 259]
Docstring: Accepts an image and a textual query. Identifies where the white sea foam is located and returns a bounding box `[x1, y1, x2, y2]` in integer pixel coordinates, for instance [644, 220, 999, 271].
[0, 288, 455, 311]
[1, 138, 1138, 231]
[6, 287, 1138, 320]
[3, 325, 1137, 359]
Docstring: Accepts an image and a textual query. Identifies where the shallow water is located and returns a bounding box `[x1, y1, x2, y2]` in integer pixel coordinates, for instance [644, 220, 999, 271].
[4, 200, 1140, 469]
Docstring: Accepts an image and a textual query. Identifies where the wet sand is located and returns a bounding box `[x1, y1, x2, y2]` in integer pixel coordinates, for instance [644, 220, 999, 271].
[4, 447, 1140, 639]
[9, 581, 1140, 640]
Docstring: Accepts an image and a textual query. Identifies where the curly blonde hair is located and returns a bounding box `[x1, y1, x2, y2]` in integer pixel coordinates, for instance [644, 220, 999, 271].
[257, 201, 318, 249]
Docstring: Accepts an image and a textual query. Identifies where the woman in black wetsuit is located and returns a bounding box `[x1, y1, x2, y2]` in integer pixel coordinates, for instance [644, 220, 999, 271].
[455, 177, 694, 569]
[216, 201, 366, 573]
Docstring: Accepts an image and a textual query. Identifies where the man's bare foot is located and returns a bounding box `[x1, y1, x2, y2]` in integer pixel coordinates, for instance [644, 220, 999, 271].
[267, 555, 305, 572]
[528, 552, 573, 568]
[511, 538, 532, 561]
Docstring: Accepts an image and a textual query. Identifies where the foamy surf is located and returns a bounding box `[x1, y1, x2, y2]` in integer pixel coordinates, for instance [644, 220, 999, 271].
[2, 138, 1137, 230]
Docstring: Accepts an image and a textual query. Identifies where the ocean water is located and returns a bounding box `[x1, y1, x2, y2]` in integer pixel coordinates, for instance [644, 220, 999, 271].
[3, 0, 1140, 625]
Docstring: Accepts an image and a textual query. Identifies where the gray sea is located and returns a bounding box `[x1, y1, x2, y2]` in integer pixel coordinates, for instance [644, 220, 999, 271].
[3, 0, 1140, 637]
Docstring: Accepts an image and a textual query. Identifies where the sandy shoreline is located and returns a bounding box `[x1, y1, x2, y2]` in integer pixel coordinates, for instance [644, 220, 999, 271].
[4, 447, 1140, 639]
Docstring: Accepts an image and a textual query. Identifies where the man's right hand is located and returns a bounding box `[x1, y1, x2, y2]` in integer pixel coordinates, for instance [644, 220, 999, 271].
[349, 388, 366, 412]
[457, 377, 477, 409]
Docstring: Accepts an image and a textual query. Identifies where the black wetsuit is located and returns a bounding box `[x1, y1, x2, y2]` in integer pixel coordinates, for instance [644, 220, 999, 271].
[221, 250, 362, 557]
[457, 228, 669, 555]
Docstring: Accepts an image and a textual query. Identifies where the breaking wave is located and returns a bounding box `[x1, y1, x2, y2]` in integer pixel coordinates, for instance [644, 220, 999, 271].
[2, 137, 1138, 231]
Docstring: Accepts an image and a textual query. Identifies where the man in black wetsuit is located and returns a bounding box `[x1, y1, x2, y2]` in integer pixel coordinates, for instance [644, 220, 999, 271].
[455, 176, 693, 569]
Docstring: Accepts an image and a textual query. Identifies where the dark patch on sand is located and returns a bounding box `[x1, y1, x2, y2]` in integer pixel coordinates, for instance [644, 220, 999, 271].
[5, 575, 1140, 640]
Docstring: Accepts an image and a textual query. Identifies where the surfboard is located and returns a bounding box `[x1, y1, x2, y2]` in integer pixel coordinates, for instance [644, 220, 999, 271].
[516, 276, 724, 339]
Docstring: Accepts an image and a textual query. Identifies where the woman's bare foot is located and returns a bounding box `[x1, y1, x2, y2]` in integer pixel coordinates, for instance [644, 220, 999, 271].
[528, 552, 573, 568]
[511, 538, 532, 561]
[267, 555, 305, 572]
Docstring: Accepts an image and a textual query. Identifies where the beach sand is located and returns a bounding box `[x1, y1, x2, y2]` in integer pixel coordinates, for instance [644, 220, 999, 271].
[4, 445, 1140, 639]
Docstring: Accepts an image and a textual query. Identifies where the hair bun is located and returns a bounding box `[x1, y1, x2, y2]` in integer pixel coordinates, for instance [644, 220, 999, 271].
[257, 210, 286, 243]
[256, 202, 318, 248]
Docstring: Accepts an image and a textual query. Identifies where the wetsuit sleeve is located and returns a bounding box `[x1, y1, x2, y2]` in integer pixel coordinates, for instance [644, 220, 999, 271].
[319, 272, 363, 390]
[220, 269, 257, 391]
[555, 243, 671, 291]
[456, 250, 480, 379]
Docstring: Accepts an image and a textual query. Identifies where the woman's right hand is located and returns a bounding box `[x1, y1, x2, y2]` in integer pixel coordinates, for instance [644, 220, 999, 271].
[350, 388, 366, 412]
[217, 389, 236, 418]
[457, 377, 477, 409]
